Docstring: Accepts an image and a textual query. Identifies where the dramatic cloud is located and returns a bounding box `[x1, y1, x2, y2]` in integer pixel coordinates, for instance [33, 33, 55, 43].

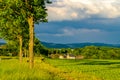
[47, 0, 120, 21]
[34, 0, 120, 44]
[54, 28, 101, 37]
[35, 26, 120, 43]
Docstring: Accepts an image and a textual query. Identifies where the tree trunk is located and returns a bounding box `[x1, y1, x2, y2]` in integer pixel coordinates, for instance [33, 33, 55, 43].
[24, 48, 27, 57]
[28, 16, 34, 69]
[18, 35, 23, 63]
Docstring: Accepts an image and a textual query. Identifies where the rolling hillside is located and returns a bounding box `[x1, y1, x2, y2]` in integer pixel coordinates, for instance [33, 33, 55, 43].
[41, 42, 120, 48]
[1, 41, 120, 48]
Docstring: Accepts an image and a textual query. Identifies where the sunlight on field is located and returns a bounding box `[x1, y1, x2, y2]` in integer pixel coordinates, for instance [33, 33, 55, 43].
[0, 58, 62, 80]
[0, 57, 102, 80]
[47, 59, 120, 80]
[0, 57, 120, 80]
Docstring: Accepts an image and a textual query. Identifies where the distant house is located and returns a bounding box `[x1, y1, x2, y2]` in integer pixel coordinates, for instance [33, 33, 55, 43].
[75, 55, 84, 59]
[59, 55, 64, 59]
[66, 54, 75, 59]
[59, 54, 84, 60]
[59, 54, 76, 59]
[59, 54, 66, 59]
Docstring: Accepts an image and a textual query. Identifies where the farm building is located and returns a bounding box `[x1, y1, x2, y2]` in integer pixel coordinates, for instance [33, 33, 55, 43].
[66, 54, 75, 59]
[59, 54, 75, 59]
[59, 54, 84, 59]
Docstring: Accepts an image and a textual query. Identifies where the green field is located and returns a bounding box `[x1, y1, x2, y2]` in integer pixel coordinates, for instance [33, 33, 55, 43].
[0, 58, 63, 80]
[47, 59, 120, 80]
[0, 57, 120, 80]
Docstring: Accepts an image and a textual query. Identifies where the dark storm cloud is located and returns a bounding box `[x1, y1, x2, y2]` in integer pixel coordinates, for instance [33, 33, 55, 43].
[34, 0, 120, 44]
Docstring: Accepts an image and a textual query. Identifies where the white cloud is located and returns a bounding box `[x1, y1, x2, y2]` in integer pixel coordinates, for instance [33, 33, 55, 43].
[54, 28, 101, 37]
[47, 0, 120, 21]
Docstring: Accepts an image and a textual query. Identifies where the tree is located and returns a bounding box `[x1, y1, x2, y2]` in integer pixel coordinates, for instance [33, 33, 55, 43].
[0, 17, 28, 63]
[0, 0, 51, 68]
[34, 38, 49, 56]
[0, 0, 29, 63]
[20, 0, 50, 68]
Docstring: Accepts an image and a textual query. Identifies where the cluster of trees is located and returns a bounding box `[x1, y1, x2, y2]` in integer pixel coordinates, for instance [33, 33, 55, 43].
[48, 46, 120, 59]
[1, 43, 120, 59]
[0, 0, 51, 68]
[0, 38, 48, 56]
[79, 46, 120, 59]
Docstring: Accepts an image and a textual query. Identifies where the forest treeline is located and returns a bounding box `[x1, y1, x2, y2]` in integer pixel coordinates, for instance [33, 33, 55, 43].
[0, 42, 120, 59]
[48, 46, 120, 59]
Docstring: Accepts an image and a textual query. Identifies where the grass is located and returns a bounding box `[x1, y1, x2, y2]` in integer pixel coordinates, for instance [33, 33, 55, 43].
[0, 57, 120, 80]
[47, 59, 120, 80]
[0, 57, 88, 80]
[0, 58, 64, 80]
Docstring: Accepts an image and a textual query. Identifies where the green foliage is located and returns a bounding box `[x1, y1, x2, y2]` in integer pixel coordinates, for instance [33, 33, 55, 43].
[0, 0, 51, 53]
[0, 38, 49, 56]
[0, 0, 30, 58]
[48, 46, 120, 59]
[11, 0, 50, 23]
[80, 46, 120, 59]
[0, 43, 19, 56]
[34, 38, 49, 56]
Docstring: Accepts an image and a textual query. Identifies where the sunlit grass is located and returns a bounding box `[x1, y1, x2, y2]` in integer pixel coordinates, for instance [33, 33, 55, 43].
[0, 58, 62, 80]
[47, 59, 120, 80]
[0, 57, 101, 80]
[1, 57, 119, 80]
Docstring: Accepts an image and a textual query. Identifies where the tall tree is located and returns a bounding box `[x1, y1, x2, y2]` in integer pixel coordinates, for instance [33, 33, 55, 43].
[0, 15, 29, 63]
[20, 0, 50, 68]
[0, 0, 29, 63]
[0, 0, 51, 68]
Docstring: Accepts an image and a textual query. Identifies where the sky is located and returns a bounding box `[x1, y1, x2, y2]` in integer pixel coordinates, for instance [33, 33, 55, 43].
[35, 0, 120, 44]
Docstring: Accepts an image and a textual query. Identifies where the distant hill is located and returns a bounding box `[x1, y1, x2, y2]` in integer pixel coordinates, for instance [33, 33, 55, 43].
[0, 43, 5, 46]
[1, 41, 119, 48]
[0, 40, 6, 46]
[41, 42, 120, 48]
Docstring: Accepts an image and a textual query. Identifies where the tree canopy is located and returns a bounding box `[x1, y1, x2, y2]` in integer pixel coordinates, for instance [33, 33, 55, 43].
[0, 0, 51, 68]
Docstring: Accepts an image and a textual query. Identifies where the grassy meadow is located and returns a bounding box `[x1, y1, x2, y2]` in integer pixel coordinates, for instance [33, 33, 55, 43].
[47, 59, 120, 80]
[0, 57, 63, 80]
[0, 57, 120, 80]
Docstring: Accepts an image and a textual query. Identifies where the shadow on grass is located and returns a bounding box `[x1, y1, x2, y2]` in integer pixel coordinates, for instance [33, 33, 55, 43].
[1, 57, 18, 60]
[108, 64, 120, 69]
[78, 60, 120, 65]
